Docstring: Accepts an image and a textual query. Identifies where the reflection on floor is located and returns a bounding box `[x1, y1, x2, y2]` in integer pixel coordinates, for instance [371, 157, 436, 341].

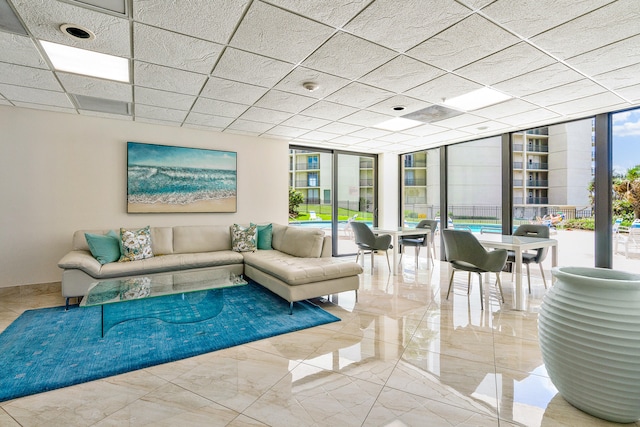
[0, 255, 637, 426]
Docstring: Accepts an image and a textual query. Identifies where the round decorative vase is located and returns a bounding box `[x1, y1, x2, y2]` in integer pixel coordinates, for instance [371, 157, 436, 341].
[539, 266, 640, 423]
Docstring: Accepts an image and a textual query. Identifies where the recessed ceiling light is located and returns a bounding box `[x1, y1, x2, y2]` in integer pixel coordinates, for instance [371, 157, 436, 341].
[443, 87, 511, 111]
[393, 105, 405, 111]
[40, 40, 129, 82]
[302, 82, 319, 92]
[60, 24, 95, 41]
[374, 117, 423, 132]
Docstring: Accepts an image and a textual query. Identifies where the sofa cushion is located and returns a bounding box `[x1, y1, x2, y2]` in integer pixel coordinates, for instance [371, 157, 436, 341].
[150, 227, 173, 255]
[119, 226, 154, 262]
[231, 224, 257, 252]
[173, 225, 231, 253]
[243, 250, 362, 285]
[271, 225, 324, 258]
[85, 230, 121, 264]
[251, 223, 272, 250]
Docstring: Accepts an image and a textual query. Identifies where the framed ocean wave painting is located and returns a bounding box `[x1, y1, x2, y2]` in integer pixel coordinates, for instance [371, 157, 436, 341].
[127, 142, 237, 213]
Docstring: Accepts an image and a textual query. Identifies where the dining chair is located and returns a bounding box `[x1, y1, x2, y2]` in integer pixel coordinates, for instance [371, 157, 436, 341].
[351, 222, 392, 272]
[442, 229, 507, 310]
[508, 224, 549, 293]
[399, 219, 437, 267]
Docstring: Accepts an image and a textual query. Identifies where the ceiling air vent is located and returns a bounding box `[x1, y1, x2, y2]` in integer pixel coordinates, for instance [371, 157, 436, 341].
[402, 105, 463, 124]
[72, 94, 131, 116]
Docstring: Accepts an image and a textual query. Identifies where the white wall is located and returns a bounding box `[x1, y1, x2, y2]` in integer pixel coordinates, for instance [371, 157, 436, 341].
[0, 106, 289, 288]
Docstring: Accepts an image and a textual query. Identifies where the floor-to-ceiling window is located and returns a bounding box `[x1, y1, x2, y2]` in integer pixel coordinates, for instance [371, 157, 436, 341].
[289, 147, 377, 256]
[612, 108, 640, 271]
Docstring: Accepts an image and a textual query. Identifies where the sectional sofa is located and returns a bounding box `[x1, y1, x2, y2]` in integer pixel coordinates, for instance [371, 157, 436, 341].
[58, 223, 363, 312]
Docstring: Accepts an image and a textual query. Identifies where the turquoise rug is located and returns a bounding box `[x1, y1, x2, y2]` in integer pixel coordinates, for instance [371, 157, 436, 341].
[0, 282, 339, 402]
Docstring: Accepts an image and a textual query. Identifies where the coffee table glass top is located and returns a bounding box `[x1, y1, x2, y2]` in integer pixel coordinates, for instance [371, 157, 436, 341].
[80, 268, 247, 307]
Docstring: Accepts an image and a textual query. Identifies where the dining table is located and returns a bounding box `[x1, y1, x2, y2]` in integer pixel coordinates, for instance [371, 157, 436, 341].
[371, 227, 432, 275]
[477, 234, 558, 310]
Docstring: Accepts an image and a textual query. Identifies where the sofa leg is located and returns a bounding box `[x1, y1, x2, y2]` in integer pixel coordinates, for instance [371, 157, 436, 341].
[289, 301, 293, 315]
[355, 289, 358, 302]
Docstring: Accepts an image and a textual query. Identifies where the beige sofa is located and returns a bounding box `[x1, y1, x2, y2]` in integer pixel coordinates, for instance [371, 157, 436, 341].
[58, 224, 362, 312]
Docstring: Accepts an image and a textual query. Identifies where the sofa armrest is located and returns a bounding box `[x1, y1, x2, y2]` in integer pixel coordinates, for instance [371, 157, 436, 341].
[321, 236, 332, 258]
[58, 250, 102, 276]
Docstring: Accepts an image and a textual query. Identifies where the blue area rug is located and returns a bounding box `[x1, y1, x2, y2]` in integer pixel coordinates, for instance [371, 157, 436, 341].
[0, 282, 340, 402]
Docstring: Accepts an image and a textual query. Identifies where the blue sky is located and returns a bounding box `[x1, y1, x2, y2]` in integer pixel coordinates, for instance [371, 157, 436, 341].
[612, 109, 640, 176]
[127, 142, 236, 170]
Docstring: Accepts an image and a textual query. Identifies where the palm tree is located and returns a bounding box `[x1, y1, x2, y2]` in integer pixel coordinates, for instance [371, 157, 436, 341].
[613, 165, 640, 219]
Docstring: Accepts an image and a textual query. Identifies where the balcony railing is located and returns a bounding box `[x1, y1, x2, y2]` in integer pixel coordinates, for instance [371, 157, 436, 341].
[513, 162, 523, 169]
[404, 178, 427, 186]
[527, 145, 549, 153]
[514, 180, 523, 186]
[360, 160, 374, 169]
[527, 162, 548, 170]
[527, 197, 549, 204]
[526, 179, 549, 187]
[295, 162, 319, 170]
[404, 161, 427, 168]
[295, 180, 319, 187]
[513, 144, 524, 152]
[360, 179, 374, 186]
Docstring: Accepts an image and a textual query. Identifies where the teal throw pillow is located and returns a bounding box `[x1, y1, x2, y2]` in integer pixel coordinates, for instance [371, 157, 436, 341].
[251, 223, 273, 250]
[85, 230, 121, 264]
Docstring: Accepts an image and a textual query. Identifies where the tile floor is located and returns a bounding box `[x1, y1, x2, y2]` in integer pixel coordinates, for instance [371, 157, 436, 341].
[0, 255, 638, 427]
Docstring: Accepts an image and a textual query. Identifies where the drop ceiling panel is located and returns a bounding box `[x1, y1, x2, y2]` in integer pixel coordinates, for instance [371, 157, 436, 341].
[531, 0, 640, 59]
[299, 130, 341, 142]
[367, 95, 431, 116]
[264, 125, 309, 138]
[302, 32, 396, 80]
[184, 111, 235, 128]
[13, 0, 130, 57]
[229, 1, 334, 63]
[329, 135, 367, 144]
[407, 14, 519, 72]
[594, 63, 640, 90]
[212, 48, 293, 87]
[547, 92, 628, 115]
[492, 63, 584, 98]
[133, 0, 249, 44]
[239, 106, 292, 124]
[0, 62, 62, 91]
[524, 80, 607, 107]
[200, 77, 268, 105]
[273, 67, 349, 99]
[339, 110, 392, 127]
[404, 73, 481, 104]
[473, 99, 538, 119]
[0, 83, 72, 107]
[280, 115, 331, 130]
[344, 0, 471, 52]
[135, 117, 180, 127]
[265, 0, 371, 27]
[359, 55, 445, 93]
[456, 42, 556, 85]
[499, 108, 561, 127]
[226, 118, 274, 133]
[191, 97, 248, 118]
[0, 33, 47, 68]
[134, 87, 195, 110]
[134, 104, 187, 122]
[59, 73, 132, 102]
[617, 84, 640, 102]
[482, 0, 614, 38]
[566, 35, 640, 77]
[12, 101, 74, 113]
[324, 82, 393, 109]
[134, 23, 223, 74]
[318, 122, 363, 135]
[134, 62, 207, 95]
[299, 101, 358, 121]
[254, 90, 316, 114]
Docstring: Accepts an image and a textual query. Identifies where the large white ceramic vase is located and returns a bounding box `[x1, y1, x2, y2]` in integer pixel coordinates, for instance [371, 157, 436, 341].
[538, 266, 640, 423]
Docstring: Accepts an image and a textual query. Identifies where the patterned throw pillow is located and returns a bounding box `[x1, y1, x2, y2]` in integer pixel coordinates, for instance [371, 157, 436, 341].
[119, 226, 154, 262]
[231, 224, 257, 252]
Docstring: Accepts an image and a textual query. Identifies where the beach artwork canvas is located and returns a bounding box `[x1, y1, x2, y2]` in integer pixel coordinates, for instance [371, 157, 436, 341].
[127, 142, 237, 213]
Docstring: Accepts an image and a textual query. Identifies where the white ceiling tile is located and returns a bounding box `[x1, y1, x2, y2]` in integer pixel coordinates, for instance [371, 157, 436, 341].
[280, 115, 331, 130]
[264, 125, 308, 138]
[457, 0, 494, 9]
[318, 122, 363, 134]
[135, 117, 181, 126]
[226, 119, 274, 133]
[374, 133, 415, 143]
[133, 23, 223, 74]
[299, 130, 341, 141]
[433, 113, 486, 128]
[524, 80, 606, 106]
[0, 62, 61, 91]
[339, 110, 392, 127]
[324, 82, 393, 109]
[567, 35, 640, 77]
[531, 0, 640, 59]
[184, 112, 235, 128]
[299, 101, 358, 121]
[547, 92, 628, 115]
[617, 84, 640, 102]
[359, 55, 444, 93]
[254, 90, 316, 113]
[12, 101, 74, 113]
[0, 83, 72, 107]
[222, 128, 259, 136]
[239, 106, 291, 124]
[185, 123, 225, 133]
[13, 0, 130, 57]
[133, 0, 249, 44]
[200, 77, 268, 104]
[273, 67, 349, 99]
[230, 1, 333, 63]
[349, 128, 392, 139]
[367, 95, 431, 117]
[402, 123, 450, 137]
[212, 48, 293, 87]
[0, 32, 47, 68]
[134, 62, 207, 95]
[594, 63, 640, 90]
[344, 0, 470, 52]
[473, 99, 538, 119]
[408, 14, 519, 72]
[265, 0, 371, 27]
[135, 87, 195, 110]
[302, 32, 396, 80]
[483, 0, 613, 38]
[352, 139, 393, 149]
[493, 63, 584, 98]
[191, 98, 249, 118]
[135, 104, 187, 122]
[329, 135, 367, 144]
[404, 73, 481, 104]
[59, 73, 131, 102]
[499, 108, 561, 127]
[456, 43, 557, 85]
[459, 120, 511, 135]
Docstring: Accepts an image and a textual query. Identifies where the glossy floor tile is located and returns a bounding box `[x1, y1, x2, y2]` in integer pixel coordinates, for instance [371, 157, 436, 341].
[1, 256, 638, 426]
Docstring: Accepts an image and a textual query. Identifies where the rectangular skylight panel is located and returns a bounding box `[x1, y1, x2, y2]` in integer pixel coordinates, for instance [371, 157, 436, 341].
[443, 87, 511, 111]
[40, 40, 129, 82]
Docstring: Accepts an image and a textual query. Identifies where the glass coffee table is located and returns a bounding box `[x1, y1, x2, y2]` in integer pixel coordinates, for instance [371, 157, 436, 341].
[80, 268, 247, 337]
